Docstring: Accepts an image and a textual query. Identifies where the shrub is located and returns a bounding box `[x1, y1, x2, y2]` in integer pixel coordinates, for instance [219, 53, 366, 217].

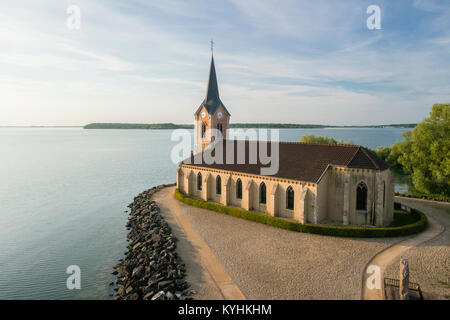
[174, 189, 427, 238]
[390, 211, 419, 227]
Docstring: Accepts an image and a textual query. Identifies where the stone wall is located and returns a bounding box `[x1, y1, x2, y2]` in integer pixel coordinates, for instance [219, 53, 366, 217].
[322, 166, 393, 226]
[112, 184, 194, 300]
[178, 165, 316, 224]
[178, 164, 394, 227]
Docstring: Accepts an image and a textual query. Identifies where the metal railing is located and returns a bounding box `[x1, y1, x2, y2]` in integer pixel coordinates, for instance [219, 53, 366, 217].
[384, 277, 423, 300]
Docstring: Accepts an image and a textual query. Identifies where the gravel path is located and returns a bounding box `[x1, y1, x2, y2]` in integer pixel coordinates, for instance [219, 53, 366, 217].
[153, 187, 245, 300]
[383, 197, 450, 300]
[155, 187, 406, 299]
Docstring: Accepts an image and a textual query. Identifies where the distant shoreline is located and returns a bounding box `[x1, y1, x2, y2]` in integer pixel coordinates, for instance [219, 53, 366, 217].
[0, 126, 82, 128]
[82, 122, 417, 130]
[0, 123, 417, 129]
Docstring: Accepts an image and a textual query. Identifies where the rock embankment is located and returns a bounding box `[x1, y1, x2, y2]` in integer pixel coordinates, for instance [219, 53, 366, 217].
[112, 184, 193, 300]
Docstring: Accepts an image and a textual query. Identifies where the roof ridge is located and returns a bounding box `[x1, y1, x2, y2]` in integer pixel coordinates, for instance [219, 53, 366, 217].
[282, 141, 360, 147]
[345, 145, 362, 166]
[222, 139, 360, 148]
[359, 146, 381, 169]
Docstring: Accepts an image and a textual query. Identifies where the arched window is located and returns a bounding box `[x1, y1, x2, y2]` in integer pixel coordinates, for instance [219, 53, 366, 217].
[286, 186, 294, 210]
[197, 172, 202, 191]
[356, 182, 368, 210]
[236, 178, 242, 199]
[217, 123, 223, 134]
[201, 122, 207, 138]
[259, 182, 266, 204]
[216, 176, 221, 195]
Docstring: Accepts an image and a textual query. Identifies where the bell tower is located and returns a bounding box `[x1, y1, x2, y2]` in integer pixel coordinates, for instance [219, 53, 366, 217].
[194, 43, 230, 152]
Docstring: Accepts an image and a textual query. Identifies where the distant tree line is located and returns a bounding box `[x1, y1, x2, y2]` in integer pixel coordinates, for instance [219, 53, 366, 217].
[83, 123, 193, 129]
[229, 123, 328, 128]
[230, 123, 416, 128]
[84, 123, 416, 130]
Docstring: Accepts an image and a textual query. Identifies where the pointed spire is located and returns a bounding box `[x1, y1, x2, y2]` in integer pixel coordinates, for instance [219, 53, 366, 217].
[205, 55, 220, 106]
[194, 42, 230, 117]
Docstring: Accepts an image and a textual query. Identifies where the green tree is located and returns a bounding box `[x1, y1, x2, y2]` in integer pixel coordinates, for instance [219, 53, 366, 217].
[393, 104, 449, 196]
[374, 145, 391, 162]
[300, 134, 354, 145]
[389, 131, 413, 170]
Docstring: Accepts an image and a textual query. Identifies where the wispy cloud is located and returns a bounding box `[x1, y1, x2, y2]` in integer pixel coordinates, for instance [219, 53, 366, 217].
[0, 0, 449, 125]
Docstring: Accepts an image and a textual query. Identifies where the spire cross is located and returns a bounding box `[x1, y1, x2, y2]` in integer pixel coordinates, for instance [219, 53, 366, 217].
[210, 39, 214, 54]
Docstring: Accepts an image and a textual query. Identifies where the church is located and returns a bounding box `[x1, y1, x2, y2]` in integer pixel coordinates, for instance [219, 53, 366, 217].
[176, 52, 394, 227]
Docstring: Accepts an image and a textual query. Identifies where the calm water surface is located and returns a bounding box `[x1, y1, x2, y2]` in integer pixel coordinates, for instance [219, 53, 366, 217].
[0, 127, 410, 299]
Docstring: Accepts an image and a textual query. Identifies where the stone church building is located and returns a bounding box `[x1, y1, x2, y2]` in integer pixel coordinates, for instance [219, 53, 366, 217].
[177, 54, 394, 227]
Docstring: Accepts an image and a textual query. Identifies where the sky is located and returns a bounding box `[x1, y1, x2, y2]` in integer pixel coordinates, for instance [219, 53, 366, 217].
[0, 0, 449, 126]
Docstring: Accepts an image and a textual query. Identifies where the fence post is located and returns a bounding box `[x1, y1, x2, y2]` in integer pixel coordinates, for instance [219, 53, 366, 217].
[399, 258, 410, 300]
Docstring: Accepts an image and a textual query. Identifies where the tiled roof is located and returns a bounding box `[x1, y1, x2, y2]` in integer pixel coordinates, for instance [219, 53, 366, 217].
[182, 140, 389, 183]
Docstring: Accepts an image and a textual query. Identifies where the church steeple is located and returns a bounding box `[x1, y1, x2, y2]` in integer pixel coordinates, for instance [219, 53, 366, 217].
[194, 51, 230, 117]
[205, 56, 220, 107]
[194, 44, 231, 152]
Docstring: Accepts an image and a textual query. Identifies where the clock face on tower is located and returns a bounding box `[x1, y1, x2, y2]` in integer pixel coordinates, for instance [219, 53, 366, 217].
[201, 111, 206, 119]
[217, 111, 223, 119]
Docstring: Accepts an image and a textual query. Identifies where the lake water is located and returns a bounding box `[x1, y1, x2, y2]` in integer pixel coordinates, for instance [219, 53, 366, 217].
[0, 127, 410, 299]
